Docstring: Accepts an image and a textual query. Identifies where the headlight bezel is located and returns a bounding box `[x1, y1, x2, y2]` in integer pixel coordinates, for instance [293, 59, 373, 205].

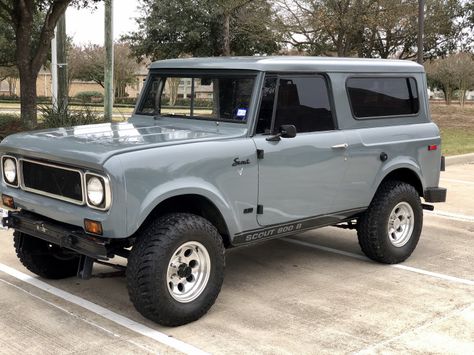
[85, 172, 112, 211]
[2, 155, 19, 187]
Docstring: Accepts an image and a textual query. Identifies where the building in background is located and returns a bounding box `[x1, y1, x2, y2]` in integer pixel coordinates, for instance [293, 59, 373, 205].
[0, 66, 148, 100]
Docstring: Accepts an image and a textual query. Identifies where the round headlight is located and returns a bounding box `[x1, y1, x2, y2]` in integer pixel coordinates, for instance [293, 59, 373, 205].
[87, 176, 104, 206]
[3, 158, 17, 184]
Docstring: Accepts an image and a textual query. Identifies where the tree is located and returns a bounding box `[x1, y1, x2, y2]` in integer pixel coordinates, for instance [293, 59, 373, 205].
[426, 58, 457, 105]
[0, 0, 98, 128]
[69, 43, 140, 98]
[466, 2, 474, 52]
[124, 0, 280, 61]
[69, 44, 105, 86]
[0, 13, 17, 67]
[275, 0, 464, 59]
[275, 0, 373, 56]
[425, 53, 474, 105]
[0, 66, 18, 96]
[453, 53, 474, 107]
[113, 44, 141, 98]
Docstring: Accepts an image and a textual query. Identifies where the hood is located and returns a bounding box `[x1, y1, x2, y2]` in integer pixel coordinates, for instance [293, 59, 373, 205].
[0, 117, 247, 169]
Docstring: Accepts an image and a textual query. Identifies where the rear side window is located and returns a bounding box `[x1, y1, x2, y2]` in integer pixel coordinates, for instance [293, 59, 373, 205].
[347, 77, 419, 118]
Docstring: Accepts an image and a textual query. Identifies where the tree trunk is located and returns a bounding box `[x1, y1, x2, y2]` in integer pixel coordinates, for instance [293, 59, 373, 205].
[8, 78, 17, 96]
[222, 13, 231, 56]
[19, 68, 37, 128]
[12, 0, 72, 128]
[443, 87, 452, 106]
[336, 37, 344, 57]
[459, 89, 466, 107]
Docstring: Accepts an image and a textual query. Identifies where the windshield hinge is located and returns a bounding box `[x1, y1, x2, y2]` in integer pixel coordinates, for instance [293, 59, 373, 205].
[257, 149, 264, 159]
[257, 205, 264, 214]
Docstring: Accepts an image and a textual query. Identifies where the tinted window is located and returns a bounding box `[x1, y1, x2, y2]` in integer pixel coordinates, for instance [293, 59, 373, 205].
[256, 75, 335, 134]
[347, 77, 419, 118]
[274, 76, 334, 133]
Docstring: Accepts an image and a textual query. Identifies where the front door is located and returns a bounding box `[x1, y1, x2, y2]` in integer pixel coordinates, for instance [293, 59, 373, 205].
[252, 74, 348, 227]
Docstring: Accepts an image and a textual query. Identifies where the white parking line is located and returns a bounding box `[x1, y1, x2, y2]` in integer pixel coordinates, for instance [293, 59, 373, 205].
[0, 263, 209, 355]
[282, 238, 474, 287]
[425, 210, 474, 223]
[441, 178, 474, 185]
[0, 278, 157, 354]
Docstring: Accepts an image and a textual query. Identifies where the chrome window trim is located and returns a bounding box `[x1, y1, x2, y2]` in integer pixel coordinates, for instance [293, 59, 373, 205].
[1, 155, 19, 188]
[19, 158, 85, 206]
[84, 172, 112, 211]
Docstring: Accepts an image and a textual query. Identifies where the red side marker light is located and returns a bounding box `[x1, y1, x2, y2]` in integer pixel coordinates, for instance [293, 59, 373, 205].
[428, 145, 438, 151]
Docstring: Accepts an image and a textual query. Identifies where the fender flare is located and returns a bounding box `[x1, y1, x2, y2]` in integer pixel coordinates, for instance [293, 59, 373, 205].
[371, 157, 424, 199]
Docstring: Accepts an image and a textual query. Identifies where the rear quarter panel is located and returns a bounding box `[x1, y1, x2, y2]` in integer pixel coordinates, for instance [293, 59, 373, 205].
[328, 72, 442, 210]
[338, 123, 441, 209]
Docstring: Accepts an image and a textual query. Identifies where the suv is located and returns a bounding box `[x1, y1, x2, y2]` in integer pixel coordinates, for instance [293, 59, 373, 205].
[0, 57, 446, 326]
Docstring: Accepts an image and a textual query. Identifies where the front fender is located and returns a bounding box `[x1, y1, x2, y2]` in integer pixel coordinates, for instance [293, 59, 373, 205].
[116, 139, 258, 238]
[129, 179, 240, 237]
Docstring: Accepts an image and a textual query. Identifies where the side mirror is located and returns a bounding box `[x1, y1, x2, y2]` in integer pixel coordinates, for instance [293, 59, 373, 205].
[280, 125, 297, 138]
[266, 124, 297, 142]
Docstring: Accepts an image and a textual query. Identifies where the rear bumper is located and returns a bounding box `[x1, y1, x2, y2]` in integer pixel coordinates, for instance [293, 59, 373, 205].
[424, 187, 447, 203]
[3, 210, 109, 260]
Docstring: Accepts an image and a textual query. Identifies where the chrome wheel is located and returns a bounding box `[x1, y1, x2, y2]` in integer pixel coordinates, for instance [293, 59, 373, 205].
[166, 241, 211, 303]
[387, 202, 414, 247]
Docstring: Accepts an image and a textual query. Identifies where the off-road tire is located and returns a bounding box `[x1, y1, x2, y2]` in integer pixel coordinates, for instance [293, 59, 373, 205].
[127, 213, 225, 327]
[357, 180, 423, 264]
[14, 231, 80, 279]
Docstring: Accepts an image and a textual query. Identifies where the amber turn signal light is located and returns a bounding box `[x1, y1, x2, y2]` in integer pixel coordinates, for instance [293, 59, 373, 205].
[84, 219, 103, 235]
[2, 194, 15, 209]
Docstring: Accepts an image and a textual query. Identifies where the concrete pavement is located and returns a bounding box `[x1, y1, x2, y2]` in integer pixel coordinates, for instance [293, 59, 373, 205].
[0, 164, 473, 354]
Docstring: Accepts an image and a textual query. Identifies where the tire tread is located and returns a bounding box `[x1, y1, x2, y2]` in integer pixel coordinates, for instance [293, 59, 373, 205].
[357, 180, 423, 264]
[126, 213, 225, 326]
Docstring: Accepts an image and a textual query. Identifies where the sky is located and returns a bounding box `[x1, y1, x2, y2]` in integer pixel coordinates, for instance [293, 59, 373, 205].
[66, 0, 141, 45]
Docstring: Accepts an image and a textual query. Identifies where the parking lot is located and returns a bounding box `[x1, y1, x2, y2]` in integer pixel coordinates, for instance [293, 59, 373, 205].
[0, 163, 473, 354]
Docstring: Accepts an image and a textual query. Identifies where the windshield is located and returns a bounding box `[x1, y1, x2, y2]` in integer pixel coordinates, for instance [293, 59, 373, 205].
[137, 72, 256, 123]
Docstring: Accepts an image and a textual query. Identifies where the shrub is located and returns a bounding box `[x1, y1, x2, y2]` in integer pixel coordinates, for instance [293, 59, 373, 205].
[115, 96, 137, 105]
[75, 91, 104, 103]
[39, 104, 108, 129]
[0, 94, 19, 101]
[0, 114, 28, 140]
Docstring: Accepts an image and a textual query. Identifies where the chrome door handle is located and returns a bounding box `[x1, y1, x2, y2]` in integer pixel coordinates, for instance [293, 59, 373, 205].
[331, 143, 348, 150]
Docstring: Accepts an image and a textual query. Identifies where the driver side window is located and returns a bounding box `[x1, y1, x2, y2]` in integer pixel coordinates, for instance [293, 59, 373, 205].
[256, 75, 335, 134]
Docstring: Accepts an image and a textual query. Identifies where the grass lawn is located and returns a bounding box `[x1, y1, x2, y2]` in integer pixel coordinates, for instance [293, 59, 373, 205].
[430, 104, 474, 156]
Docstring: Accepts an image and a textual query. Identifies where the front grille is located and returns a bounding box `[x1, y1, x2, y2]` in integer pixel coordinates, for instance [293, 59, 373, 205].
[21, 160, 83, 204]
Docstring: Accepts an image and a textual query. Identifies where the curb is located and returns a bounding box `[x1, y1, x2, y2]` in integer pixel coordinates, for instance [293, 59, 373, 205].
[445, 153, 474, 166]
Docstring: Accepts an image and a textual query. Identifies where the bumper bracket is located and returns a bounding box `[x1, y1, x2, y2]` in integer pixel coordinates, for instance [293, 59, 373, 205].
[3, 211, 109, 260]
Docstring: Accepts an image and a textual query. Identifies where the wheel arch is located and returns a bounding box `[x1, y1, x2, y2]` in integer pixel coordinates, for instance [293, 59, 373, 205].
[377, 166, 424, 197]
[137, 193, 232, 247]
